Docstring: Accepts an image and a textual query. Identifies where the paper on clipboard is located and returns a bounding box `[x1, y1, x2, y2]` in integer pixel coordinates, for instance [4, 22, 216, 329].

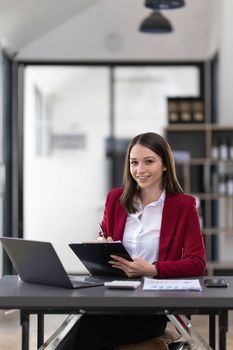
[143, 278, 202, 291]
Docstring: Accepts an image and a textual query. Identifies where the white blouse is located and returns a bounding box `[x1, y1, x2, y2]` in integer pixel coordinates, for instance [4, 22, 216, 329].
[122, 190, 165, 263]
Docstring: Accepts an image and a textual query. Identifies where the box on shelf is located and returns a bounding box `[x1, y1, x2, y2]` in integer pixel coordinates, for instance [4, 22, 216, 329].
[167, 97, 205, 124]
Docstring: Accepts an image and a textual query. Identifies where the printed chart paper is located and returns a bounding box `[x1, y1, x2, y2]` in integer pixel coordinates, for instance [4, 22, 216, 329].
[143, 278, 202, 291]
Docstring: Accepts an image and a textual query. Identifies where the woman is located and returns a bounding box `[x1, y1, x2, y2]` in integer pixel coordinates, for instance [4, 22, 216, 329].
[99, 132, 206, 279]
[59, 132, 206, 350]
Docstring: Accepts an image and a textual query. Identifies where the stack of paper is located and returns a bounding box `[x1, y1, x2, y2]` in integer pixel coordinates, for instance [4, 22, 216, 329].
[143, 278, 202, 291]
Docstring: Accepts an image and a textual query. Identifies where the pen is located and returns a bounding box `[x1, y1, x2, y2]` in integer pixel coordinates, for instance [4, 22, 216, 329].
[98, 223, 107, 239]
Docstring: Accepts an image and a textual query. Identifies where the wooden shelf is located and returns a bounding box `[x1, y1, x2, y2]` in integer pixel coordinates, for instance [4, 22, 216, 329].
[207, 261, 233, 269]
[191, 193, 233, 200]
[203, 227, 233, 235]
[166, 123, 211, 131]
[165, 123, 233, 272]
[175, 158, 233, 166]
[187, 159, 233, 165]
[206, 261, 233, 275]
[166, 123, 233, 130]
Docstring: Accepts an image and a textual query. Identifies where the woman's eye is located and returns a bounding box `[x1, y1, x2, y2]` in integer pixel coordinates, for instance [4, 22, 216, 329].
[145, 160, 153, 164]
[130, 161, 137, 165]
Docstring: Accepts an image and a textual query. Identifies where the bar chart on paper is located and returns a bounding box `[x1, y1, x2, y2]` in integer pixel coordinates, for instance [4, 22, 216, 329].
[143, 278, 202, 291]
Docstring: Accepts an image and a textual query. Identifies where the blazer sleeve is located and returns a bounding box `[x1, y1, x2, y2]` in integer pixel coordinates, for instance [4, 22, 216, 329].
[100, 188, 126, 241]
[156, 196, 206, 278]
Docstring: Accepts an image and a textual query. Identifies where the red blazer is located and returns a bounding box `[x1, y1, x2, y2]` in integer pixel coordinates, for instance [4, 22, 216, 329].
[101, 188, 206, 278]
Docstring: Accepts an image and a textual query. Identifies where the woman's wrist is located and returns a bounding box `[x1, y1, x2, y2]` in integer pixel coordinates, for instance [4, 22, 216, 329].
[145, 263, 158, 277]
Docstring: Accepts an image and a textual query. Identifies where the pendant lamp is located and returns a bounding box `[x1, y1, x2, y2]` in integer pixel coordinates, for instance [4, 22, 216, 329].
[145, 0, 185, 10]
[139, 11, 173, 33]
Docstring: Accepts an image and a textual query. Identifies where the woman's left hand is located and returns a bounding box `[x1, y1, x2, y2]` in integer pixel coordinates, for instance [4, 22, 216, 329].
[109, 255, 158, 278]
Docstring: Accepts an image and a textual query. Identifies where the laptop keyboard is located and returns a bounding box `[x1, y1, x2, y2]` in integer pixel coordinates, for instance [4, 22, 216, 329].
[69, 275, 133, 288]
[69, 275, 105, 288]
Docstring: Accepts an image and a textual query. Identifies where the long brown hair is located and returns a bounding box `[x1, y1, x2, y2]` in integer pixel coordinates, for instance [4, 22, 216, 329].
[120, 132, 183, 213]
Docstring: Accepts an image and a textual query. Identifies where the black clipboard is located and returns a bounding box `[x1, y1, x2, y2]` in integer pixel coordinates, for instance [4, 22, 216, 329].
[69, 242, 133, 277]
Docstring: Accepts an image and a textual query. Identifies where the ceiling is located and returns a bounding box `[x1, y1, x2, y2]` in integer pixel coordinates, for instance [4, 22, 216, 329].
[0, 0, 100, 54]
[0, 0, 219, 60]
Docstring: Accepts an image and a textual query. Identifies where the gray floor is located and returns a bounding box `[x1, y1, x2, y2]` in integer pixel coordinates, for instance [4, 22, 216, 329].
[0, 310, 233, 349]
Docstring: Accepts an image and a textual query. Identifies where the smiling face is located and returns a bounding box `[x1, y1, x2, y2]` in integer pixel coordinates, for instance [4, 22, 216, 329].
[129, 143, 166, 193]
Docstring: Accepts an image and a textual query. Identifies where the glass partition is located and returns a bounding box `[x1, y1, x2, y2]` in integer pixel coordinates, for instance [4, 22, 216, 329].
[24, 66, 110, 272]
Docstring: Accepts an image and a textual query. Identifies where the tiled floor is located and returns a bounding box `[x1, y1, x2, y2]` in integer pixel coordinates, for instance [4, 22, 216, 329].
[0, 310, 233, 349]
[0, 311, 68, 350]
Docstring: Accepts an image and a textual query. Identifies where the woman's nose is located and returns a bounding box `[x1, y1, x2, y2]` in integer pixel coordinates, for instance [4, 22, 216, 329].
[137, 163, 145, 173]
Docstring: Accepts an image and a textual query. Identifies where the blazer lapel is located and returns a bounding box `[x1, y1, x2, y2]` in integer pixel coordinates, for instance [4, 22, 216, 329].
[158, 194, 180, 261]
[114, 200, 127, 241]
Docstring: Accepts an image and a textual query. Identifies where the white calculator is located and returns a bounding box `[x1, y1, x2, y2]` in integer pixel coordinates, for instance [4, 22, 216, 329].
[104, 280, 142, 290]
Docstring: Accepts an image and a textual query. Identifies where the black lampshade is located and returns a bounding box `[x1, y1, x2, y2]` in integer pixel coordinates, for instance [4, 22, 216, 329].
[145, 0, 185, 10]
[139, 11, 173, 33]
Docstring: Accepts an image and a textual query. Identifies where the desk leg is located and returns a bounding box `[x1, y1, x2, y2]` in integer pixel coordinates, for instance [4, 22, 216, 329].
[219, 310, 228, 350]
[20, 311, 30, 350]
[37, 314, 44, 348]
[209, 313, 216, 349]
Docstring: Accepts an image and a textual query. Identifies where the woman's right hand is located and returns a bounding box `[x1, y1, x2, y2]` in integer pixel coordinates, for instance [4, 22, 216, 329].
[96, 236, 113, 243]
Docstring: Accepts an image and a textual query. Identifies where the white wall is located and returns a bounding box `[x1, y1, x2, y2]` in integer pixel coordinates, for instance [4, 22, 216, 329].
[219, 0, 233, 124]
[207, 0, 222, 59]
[217, 0, 233, 261]
[0, 50, 3, 277]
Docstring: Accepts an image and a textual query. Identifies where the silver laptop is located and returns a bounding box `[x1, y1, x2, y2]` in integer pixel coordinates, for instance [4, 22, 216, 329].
[0, 237, 112, 289]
